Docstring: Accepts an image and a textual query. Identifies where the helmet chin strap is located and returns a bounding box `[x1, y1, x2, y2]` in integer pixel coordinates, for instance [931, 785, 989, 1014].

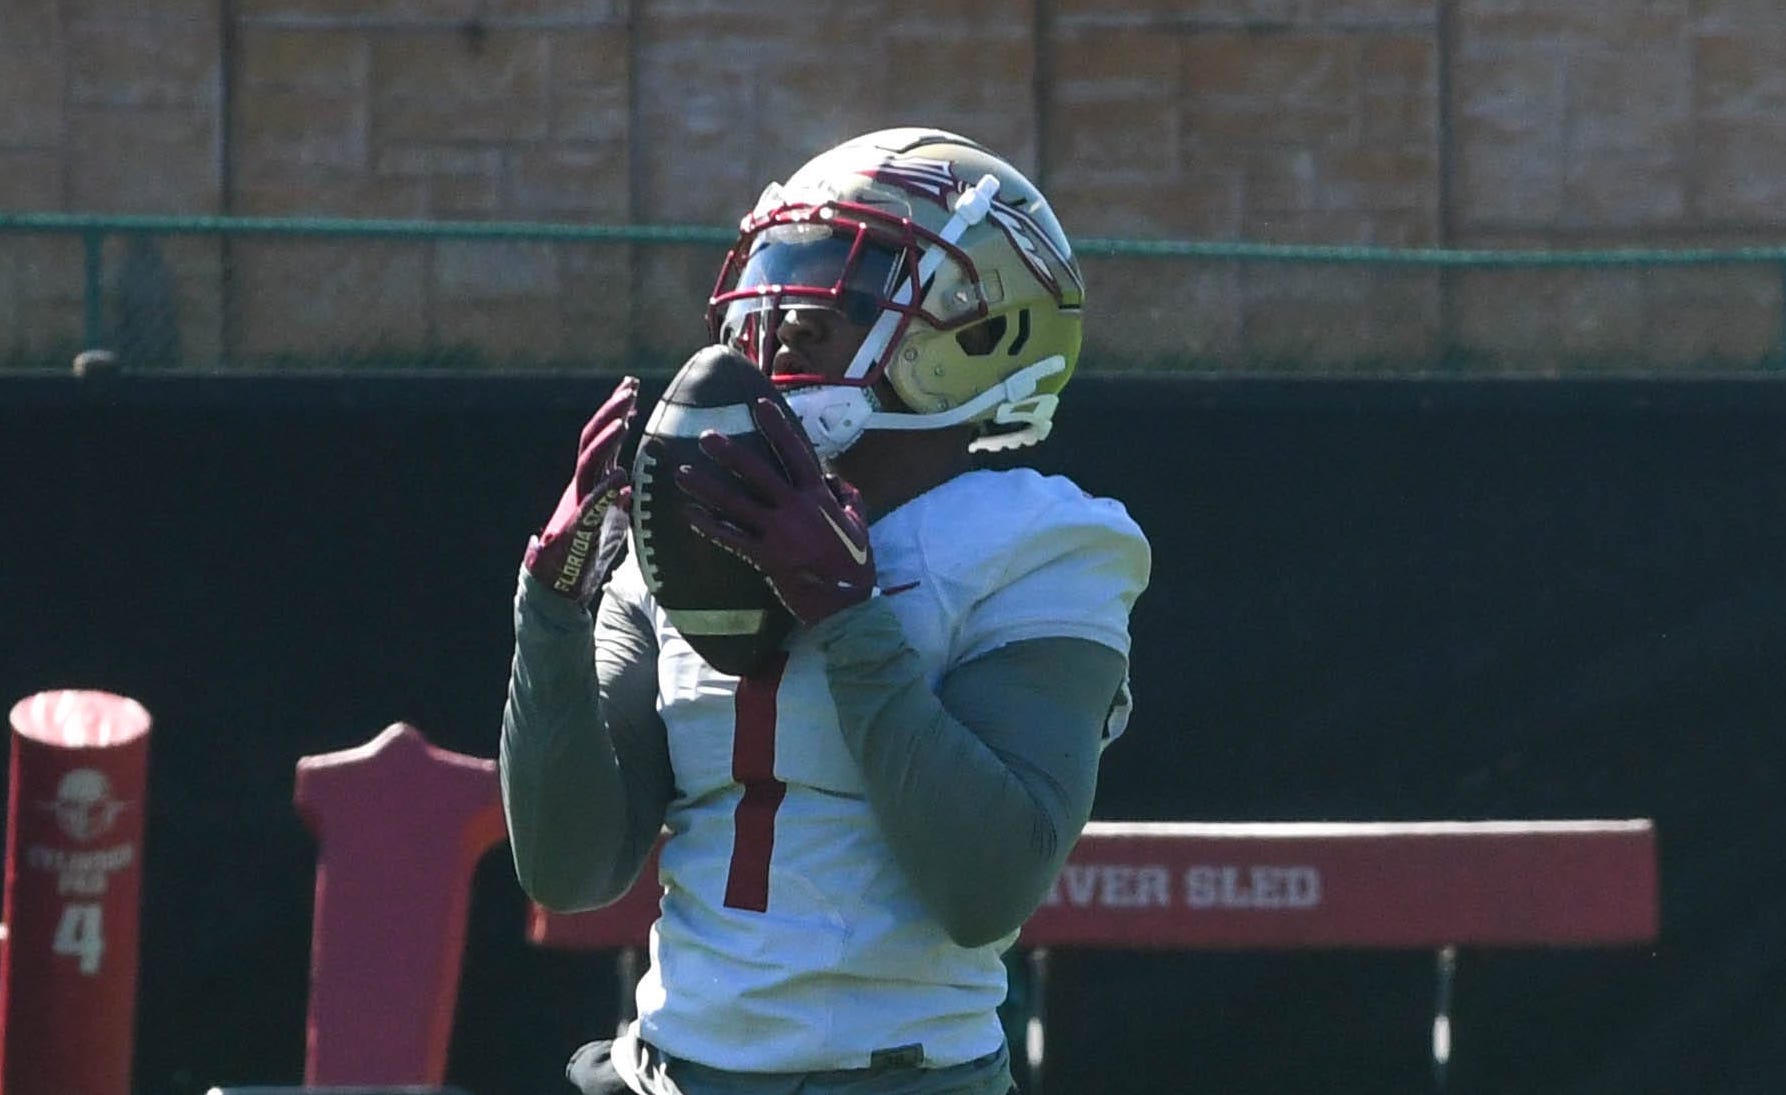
[783, 355, 1068, 460]
[783, 385, 879, 461]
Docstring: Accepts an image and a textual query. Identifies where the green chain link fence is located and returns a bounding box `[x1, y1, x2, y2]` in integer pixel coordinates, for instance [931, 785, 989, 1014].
[4, 212, 1785, 375]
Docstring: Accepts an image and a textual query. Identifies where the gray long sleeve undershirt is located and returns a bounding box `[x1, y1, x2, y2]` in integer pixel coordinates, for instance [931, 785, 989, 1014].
[502, 570, 671, 912]
[500, 569, 1128, 945]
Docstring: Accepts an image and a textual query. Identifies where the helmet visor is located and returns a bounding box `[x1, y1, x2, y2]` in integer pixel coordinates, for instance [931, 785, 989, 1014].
[714, 225, 903, 341]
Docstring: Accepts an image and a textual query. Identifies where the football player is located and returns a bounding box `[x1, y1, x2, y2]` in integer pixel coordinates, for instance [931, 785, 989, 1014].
[502, 128, 1151, 1095]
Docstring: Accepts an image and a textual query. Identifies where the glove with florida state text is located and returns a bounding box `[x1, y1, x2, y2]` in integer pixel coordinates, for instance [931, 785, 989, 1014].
[675, 396, 875, 626]
[523, 377, 639, 606]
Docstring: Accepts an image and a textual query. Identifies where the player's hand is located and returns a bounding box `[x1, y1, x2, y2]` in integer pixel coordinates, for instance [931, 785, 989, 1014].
[676, 396, 875, 626]
[523, 377, 639, 605]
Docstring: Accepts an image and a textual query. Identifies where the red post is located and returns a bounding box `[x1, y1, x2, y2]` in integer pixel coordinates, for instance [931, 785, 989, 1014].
[294, 723, 507, 1086]
[1, 690, 153, 1095]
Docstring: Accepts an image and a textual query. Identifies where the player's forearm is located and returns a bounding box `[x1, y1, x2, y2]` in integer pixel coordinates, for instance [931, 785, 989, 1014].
[501, 569, 660, 912]
[811, 598, 1120, 948]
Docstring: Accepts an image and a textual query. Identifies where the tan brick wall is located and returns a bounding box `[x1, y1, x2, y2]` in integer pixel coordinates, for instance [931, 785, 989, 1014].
[3, 0, 1784, 370]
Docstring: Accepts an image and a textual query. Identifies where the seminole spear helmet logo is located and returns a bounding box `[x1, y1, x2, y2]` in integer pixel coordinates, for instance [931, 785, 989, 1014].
[44, 767, 128, 842]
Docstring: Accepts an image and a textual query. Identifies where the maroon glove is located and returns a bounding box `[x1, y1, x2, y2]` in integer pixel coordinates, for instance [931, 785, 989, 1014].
[523, 377, 639, 605]
[675, 396, 875, 626]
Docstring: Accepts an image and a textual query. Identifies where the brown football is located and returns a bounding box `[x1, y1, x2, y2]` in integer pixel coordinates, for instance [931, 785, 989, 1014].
[629, 345, 802, 677]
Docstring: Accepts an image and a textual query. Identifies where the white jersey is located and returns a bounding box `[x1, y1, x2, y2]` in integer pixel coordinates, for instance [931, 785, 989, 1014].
[603, 467, 1149, 1072]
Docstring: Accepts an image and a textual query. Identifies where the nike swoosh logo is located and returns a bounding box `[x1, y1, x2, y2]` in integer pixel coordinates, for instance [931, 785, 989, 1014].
[820, 509, 869, 565]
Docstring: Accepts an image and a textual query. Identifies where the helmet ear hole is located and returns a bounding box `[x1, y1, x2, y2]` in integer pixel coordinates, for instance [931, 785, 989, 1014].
[954, 314, 1008, 357]
[1006, 308, 1031, 356]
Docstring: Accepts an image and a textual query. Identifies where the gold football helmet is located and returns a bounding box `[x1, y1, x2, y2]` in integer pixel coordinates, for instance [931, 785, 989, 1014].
[708, 127, 1085, 456]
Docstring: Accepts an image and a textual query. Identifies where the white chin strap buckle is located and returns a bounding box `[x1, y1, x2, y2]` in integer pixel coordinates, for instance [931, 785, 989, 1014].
[783, 353, 1070, 460]
[783, 385, 877, 460]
